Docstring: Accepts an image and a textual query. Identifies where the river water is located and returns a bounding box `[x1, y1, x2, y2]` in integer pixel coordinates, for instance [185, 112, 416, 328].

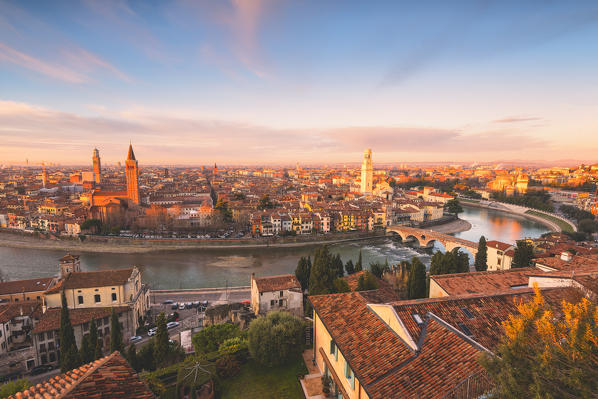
[0, 206, 550, 289]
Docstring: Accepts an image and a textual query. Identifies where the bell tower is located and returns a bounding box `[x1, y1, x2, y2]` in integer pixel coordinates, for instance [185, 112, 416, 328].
[59, 254, 81, 279]
[125, 143, 140, 204]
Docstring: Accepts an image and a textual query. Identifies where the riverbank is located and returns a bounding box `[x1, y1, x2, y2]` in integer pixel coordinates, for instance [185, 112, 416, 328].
[427, 218, 472, 234]
[459, 199, 576, 233]
[0, 230, 388, 254]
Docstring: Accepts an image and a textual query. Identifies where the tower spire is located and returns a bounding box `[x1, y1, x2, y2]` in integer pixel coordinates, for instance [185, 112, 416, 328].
[127, 143, 136, 161]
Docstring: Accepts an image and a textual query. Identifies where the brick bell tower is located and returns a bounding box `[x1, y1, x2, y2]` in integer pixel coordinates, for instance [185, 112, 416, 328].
[125, 143, 140, 204]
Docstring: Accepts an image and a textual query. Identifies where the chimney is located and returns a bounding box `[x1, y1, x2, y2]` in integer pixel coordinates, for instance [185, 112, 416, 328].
[560, 252, 573, 262]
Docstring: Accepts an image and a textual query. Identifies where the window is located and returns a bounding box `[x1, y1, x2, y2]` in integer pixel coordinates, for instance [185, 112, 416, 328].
[412, 314, 424, 325]
[94, 294, 101, 303]
[36, 296, 40, 300]
[112, 293, 117, 301]
[48, 342, 55, 350]
[41, 354, 47, 364]
[457, 322, 473, 336]
[461, 308, 474, 319]
[345, 360, 355, 389]
[278, 299, 283, 307]
[270, 300, 275, 306]
[39, 343, 46, 352]
[49, 352, 56, 362]
[104, 327, 110, 336]
[329, 340, 338, 360]
[280, 291, 283, 297]
[78, 296, 84, 305]
[47, 331, 53, 339]
[83, 323, 89, 331]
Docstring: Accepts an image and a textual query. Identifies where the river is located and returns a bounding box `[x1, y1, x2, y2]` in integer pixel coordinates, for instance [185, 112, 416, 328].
[0, 206, 550, 289]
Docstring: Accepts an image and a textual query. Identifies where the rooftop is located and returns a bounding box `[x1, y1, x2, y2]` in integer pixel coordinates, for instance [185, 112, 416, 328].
[252, 274, 301, 292]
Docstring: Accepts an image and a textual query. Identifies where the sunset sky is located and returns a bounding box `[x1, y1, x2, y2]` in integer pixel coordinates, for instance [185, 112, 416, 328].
[1, 0, 598, 165]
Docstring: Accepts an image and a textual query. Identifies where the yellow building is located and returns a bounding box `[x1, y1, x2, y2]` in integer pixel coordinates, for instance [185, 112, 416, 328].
[44, 265, 149, 332]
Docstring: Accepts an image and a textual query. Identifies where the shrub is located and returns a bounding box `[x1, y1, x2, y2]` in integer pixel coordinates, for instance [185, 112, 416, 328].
[248, 311, 304, 367]
[216, 355, 241, 378]
[192, 323, 242, 354]
[218, 337, 249, 361]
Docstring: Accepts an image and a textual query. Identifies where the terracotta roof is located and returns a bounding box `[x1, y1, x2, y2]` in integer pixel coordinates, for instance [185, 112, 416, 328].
[33, 306, 130, 334]
[0, 301, 42, 323]
[9, 351, 154, 399]
[430, 268, 536, 296]
[310, 287, 581, 399]
[0, 277, 55, 296]
[390, 288, 580, 351]
[534, 254, 598, 271]
[486, 240, 513, 251]
[253, 274, 301, 292]
[46, 269, 134, 293]
[60, 254, 80, 262]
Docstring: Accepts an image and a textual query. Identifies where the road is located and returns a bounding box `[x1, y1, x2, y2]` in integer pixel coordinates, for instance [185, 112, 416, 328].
[149, 287, 251, 307]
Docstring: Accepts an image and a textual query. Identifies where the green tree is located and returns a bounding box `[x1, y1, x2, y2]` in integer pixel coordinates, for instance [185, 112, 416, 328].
[407, 257, 427, 299]
[295, 256, 310, 292]
[80, 218, 102, 233]
[257, 194, 274, 210]
[192, 323, 242, 354]
[89, 318, 102, 360]
[474, 236, 488, 271]
[369, 261, 389, 279]
[248, 311, 304, 367]
[126, 344, 139, 371]
[429, 249, 469, 275]
[578, 218, 598, 239]
[214, 198, 232, 222]
[59, 290, 81, 372]
[138, 340, 156, 372]
[0, 378, 30, 397]
[332, 253, 344, 278]
[356, 271, 379, 291]
[79, 334, 94, 364]
[446, 198, 463, 217]
[332, 278, 350, 293]
[110, 308, 124, 353]
[153, 313, 169, 368]
[480, 287, 598, 398]
[308, 246, 337, 295]
[512, 240, 535, 268]
[345, 259, 355, 275]
[355, 250, 363, 272]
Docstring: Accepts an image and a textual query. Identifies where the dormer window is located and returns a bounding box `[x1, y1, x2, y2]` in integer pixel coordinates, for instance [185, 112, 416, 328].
[412, 314, 423, 325]
[461, 308, 474, 319]
[457, 322, 473, 336]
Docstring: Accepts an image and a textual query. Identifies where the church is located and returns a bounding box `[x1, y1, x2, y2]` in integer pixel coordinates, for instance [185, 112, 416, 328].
[85, 144, 141, 226]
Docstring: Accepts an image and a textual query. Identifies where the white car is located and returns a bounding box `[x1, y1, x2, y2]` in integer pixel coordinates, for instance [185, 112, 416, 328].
[129, 336, 142, 343]
[166, 321, 180, 329]
[178, 304, 185, 310]
[147, 328, 157, 337]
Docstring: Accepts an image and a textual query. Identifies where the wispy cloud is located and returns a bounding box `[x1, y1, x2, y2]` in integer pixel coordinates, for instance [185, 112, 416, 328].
[493, 116, 542, 124]
[0, 100, 555, 164]
[0, 42, 88, 83]
[61, 48, 131, 82]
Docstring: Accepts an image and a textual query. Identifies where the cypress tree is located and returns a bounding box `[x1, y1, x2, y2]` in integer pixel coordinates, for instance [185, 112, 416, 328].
[154, 313, 169, 368]
[333, 253, 344, 278]
[59, 291, 81, 372]
[89, 318, 101, 360]
[79, 334, 93, 364]
[110, 308, 124, 353]
[308, 246, 336, 295]
[475, 236, 488, 271]
[294, 257, 309, 292]
[126, 344, 139, 371]
[355, 250, 363, 272]
[407, 258, 427, 299]
[345, 259, 355, 275]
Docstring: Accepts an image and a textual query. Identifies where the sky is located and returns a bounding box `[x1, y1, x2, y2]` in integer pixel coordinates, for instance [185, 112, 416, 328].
[1, 0, 598, 166]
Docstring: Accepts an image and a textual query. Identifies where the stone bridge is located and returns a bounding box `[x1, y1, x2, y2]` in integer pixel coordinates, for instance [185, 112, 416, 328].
[386, 225, 478, 256]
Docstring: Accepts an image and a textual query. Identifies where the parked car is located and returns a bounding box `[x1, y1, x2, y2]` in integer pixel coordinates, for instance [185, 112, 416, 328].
[193, 301, 201, 308]
[29, 365, 53, 376]
[178, 303, 185, 310]
[201, 300, 209, 307]
[162, 299, 174, 305]
[148, 327, 157, 337]
[166, 321, 180, 329]
[171, 303, 178, 310]
[185, 302, 193, 309]
[129, 336, 142, 343]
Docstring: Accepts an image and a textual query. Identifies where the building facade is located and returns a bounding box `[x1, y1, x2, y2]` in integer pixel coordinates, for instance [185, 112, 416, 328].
[360, 149, 373, 195]
[250, 274, 303, 317]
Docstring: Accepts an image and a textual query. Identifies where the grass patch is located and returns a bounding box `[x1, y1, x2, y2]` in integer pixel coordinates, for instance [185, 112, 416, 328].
[459, 198, 480, 203]
[219, 357, 307, 399]
[525, 210, 574, 233]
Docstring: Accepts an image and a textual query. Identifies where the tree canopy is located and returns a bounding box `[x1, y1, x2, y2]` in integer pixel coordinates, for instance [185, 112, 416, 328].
[192, 323, 242, 354]
[248, 311, 304, 367]
[429, 249, 469, 275]
[512, 240, 535, 268]
[60, 291, 81, 372]
[407, 257, 427, 299]
[480, 286, 597, 398]
[356, 271, 379, 291]
[446, 198, 463, 217]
